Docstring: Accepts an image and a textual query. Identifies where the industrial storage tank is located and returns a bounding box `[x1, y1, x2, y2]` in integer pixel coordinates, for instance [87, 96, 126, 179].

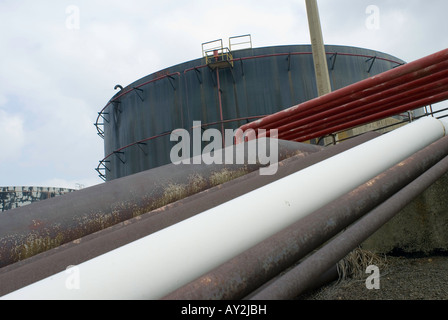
[96, 38, 407, 181]
[0, 186, 75, 212]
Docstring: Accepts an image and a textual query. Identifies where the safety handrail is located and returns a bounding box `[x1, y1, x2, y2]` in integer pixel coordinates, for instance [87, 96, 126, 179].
[94, 72, 181, 138]
[95, 115, 267, 180]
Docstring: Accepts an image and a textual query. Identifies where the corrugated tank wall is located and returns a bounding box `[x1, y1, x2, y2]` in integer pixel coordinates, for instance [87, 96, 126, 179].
[96, 44, 405, 181]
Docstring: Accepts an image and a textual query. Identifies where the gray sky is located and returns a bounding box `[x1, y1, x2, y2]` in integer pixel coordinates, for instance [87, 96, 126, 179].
[1, 0, 447, 189]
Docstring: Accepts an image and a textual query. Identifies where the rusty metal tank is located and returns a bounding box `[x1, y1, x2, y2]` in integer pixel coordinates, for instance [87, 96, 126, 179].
[95, 43, 405, 181]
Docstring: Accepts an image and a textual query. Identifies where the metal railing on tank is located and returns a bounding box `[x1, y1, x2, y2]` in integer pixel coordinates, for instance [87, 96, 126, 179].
[201, 39, 234, 69]
[94, 72, 181, 139]
[95, 115, 267, 181]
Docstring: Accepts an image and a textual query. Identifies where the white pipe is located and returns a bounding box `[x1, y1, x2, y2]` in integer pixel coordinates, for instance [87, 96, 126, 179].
[2, 117, 446, 300]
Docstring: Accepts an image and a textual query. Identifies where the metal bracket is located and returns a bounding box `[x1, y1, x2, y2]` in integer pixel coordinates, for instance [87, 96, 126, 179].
[194, 68, 203, 84]
[99, 112, 110, 123]
[133, 87, 144, 102]
[393, 62, 406, 69]
[330, 53, 338, 70]
[366, 56, 377, 73]
[167, 75, 176, 90]
[136, 142, 148, 156]
[96, 160, 111, 181]
[209, 68, 217, 87]
[112, 100, 122, 113]
[113, 151, 126, 164]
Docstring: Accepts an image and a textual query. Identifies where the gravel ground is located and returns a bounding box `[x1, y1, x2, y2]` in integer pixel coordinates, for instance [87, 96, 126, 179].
[300, 254, 448, 300]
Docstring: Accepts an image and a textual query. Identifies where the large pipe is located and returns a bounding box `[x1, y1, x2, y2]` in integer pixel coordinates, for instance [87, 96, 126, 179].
[248, 154, 448, 300]
[162, 133, 448, 300]
[0, 133, 377, 297]
[2, 117, 445, 300]
[0, 140, 317, 269]
[235, 48, 448, 143]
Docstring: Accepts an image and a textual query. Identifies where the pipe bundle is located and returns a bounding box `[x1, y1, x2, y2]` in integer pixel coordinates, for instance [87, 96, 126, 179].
[235, 48, 448, 143]
[2, 117, 447, 300]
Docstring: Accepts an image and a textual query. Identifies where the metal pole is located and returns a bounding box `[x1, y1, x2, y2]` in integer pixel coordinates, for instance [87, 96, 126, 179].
[216, 68, 225, 147]
[305, 0, 332, 97]
[248, 154, 448, 300]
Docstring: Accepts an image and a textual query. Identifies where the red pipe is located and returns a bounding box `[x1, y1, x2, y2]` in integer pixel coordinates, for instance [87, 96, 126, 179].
[235, 48, 448, 143]
[241, 49, 448, 131]
[281, 84, 448, 141]
[278, 78, 448, 140]
[260, 67, 448, 140]
[259, 59, 448, 136]
[282, 88, 448, 142]
[291, 91, 448, 142]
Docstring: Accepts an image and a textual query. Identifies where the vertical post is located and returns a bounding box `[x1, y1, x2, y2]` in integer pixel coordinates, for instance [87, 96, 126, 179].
[216, 68, 225, 147]
[305, 0, 332, 97]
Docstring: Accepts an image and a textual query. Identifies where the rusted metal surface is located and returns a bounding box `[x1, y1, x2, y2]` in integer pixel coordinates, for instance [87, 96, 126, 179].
[0, 133, 376, 297]
[163, 134, 448, 300]
[248, 153, 448, 300]
[99, 45, 403, 181]
[0, 140, 323, 269]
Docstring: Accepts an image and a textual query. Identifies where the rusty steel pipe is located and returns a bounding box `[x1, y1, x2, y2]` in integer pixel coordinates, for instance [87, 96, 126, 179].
[162, 134, 448, 300]
[248, 154, 448, 300]
[0, 134, 378, 297]
[0, 140, 321, 269]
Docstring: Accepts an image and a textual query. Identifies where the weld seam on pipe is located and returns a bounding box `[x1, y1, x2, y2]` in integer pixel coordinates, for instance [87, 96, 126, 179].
[248, 154, 448, 300]
[162, 133, 448, 300]
[2, 117, 446, 300]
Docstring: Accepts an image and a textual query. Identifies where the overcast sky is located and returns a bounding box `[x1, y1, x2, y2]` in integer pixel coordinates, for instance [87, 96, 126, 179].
[1, 0, 447, 190]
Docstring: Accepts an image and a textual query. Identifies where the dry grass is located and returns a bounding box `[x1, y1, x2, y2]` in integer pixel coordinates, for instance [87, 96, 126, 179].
[336, 247, 388, 282]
